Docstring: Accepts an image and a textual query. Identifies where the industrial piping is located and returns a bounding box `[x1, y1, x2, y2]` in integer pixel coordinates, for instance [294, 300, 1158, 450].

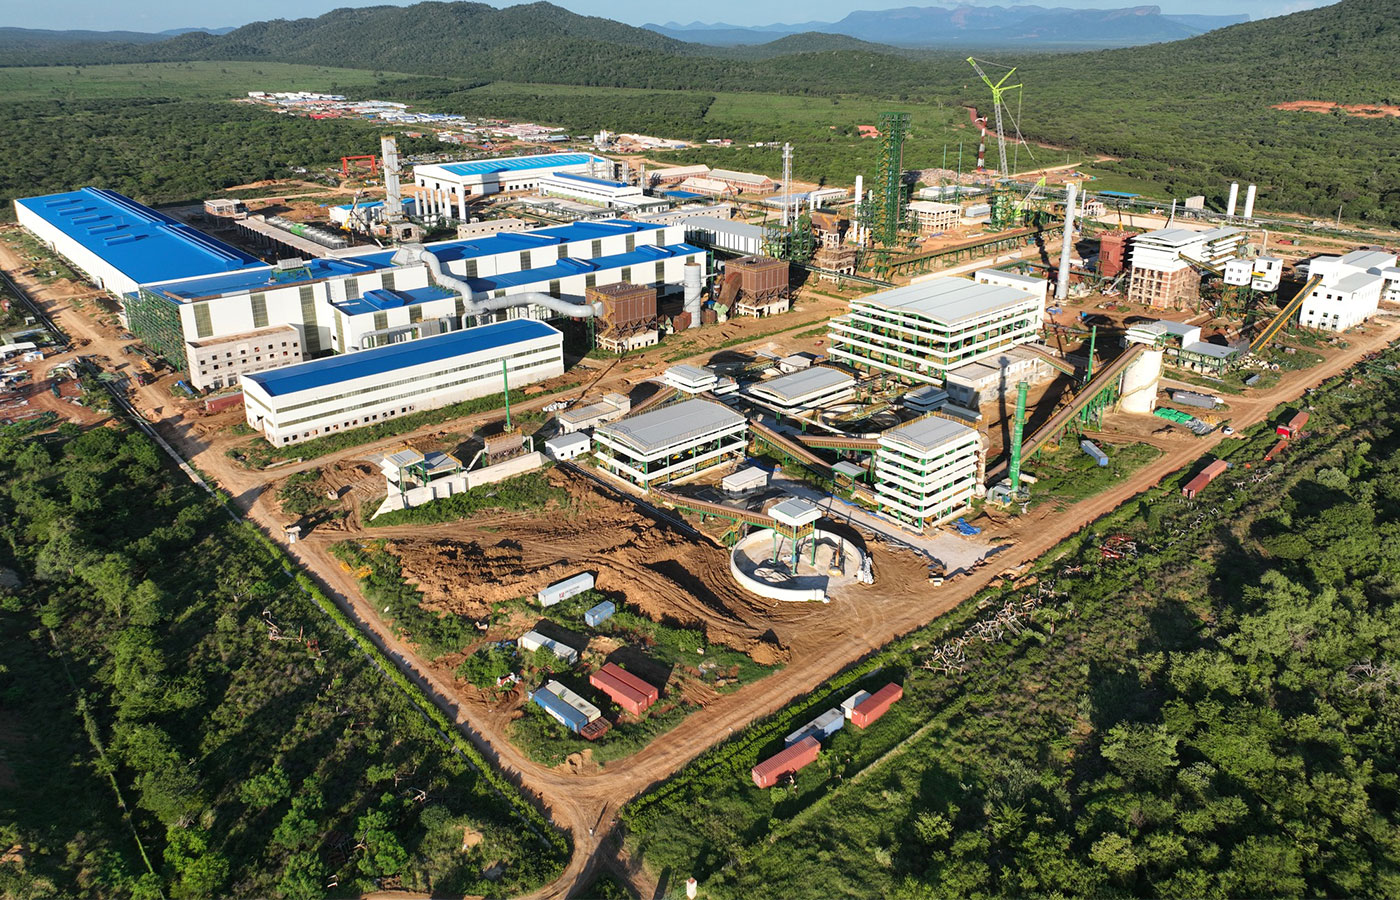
[1055, 182, 1077, 302]
[391, 244, 604, 322]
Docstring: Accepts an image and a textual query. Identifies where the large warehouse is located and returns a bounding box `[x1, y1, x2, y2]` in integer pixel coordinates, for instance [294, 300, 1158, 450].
[242, 320, 563, 445]
[826, 276, 1045, 385]
[592, 398, 748, 488]
[412, 152, 611, 199]
[129, 219, 705, 390]
[874, 415, 982, 529]
[14, 188, 262, 297]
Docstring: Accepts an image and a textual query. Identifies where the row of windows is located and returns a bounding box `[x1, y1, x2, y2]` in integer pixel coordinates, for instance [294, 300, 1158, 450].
[275, 405, 416, 445]
[272, 352, 563, 428]
[201, 350, 298, 372]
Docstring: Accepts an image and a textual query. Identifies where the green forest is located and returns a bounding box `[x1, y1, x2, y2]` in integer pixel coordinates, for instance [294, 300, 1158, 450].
[0, 424, 566, 898]
[622, 349, 1400, 896]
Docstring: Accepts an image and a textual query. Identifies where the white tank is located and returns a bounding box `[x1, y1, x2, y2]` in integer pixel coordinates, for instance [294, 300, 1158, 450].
[1118, 348, 1163, 415]
[683, 261, 703, 329]
[1243, 184, 1257, 220]
[1226, 182, 1239, 218]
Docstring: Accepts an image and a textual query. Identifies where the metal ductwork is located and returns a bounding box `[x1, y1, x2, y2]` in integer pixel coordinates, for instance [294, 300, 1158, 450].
[391, 244, 604, 323]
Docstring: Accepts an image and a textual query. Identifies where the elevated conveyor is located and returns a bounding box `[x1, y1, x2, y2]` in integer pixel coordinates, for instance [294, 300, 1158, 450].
[800, 434, 881, 452]
[749, 421, 835, 476]
[1250, 274, 1322, 353]
[985, 343, 1146, 484]
[651, 489, 779, 531]
[627, 384, 678, 416]
[1018, 343, 1077, 376]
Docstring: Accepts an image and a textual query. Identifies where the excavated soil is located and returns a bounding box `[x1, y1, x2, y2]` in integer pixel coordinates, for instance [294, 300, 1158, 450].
[1273, 100, 1400, 118]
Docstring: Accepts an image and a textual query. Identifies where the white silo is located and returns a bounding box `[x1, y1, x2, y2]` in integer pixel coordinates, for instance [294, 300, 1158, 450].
[1226, 182, 1239, 218]
[1243, 184, 1257, 220]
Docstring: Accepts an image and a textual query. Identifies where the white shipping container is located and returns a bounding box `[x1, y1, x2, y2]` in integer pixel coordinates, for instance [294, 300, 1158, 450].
[841, 690, 872, 719]
[785, 707, 845, 746]
[518, 630, 579, 664]
[542, 679, 601, 722]
[538, 572, 595, 607]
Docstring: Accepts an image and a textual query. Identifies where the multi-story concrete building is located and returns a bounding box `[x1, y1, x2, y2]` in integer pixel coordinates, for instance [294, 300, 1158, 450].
[1298, 249, 1397, 331]
[827, 277, 1044, 385]
[241, 320, 563, 446]
[1126, 226, 1245, 309]
[874, 415, 982, 529]
[907, 201, 960, 235]
[592, 398, 747, 488]
[188, 325, 303, 392]
[127, 219, 704, 381]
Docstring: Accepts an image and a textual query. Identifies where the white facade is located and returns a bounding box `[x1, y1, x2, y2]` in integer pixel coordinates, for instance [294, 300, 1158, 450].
[187, 324, 303, 392]
[593, 398, 748, 487]
[537, 172, 644, 208]
[875, 415, 982, 529]
[242, 320, 563, 446]
[1299, 249, 1397, 332]
[746, 367, 856, 413]
[974, 268, 1050, 306]
[828, 277, 1044, 385]
[544, 432, 591, 460]
[684, 216, 765, 256]
[663, 365, 718, 393]
[944, 346, 1054, 408]
[907, 201, 960, 235]
[413, 152, 610, 199]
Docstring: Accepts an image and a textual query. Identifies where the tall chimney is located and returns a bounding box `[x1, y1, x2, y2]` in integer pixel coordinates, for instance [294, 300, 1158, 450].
[1056, 182, 1077, 302]
[380, 135, 403, 221]
[1225, 182, 1239, 218]
[1243, 184, 1257, 220]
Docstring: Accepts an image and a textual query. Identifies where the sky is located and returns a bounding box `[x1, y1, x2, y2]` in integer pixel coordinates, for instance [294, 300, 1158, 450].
[2, 0, 1332, 33]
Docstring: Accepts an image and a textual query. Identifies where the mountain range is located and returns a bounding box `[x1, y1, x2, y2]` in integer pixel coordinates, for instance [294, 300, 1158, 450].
[646, 5, 1250, 47]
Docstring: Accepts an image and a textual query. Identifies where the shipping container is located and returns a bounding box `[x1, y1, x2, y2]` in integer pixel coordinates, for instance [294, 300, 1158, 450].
[518, 630, 579, 664]
[531, 687, 590, 733]
[538, 573, 594, 607]
[1169, 389, 1220, 409]
[589, 665, 655, 715]
[542, 679, 601, 723]
[851, 682, 903, 729]
[1263, 438, 1289, 462]
[785, 708, 845, 746]
[841, 690, 872, 720]
[751, 735, 820, 788]
[204, 392, 244, 413]
[584, 600, 616, 627]
[1277, 410, 1309, 438]
[1079, 440, 1109, 467]
[1181, 459, 1230, 499]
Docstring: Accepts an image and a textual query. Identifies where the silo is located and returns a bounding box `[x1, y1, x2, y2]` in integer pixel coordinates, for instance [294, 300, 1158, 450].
[683, 261, 703, 328]
[1226, 182, 1239, 218]
[1118, 348, 1163, 415]
[1243, 184, 1257, 220]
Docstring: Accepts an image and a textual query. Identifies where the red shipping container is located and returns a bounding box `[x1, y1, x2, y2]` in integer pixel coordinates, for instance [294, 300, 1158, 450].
[751, 736, 819, 788]
[204, 392, 244, 414]
[590, 668, 652, 715]
[1181, 459, 1229, 499]
[600, 663, 658, 704]
[1277, 410, 1309, 438]
[851, 682, 903, 729]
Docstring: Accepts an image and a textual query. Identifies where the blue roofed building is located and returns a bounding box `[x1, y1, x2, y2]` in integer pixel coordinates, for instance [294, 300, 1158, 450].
[241, 319, 563, 445]
[14, 187, 262, 297]
[412, 151, 610, 199]
[536, 171, 646, 208]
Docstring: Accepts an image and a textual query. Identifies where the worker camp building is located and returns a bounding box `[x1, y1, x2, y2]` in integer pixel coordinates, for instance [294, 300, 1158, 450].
[242, 320, 563, 445]
[592, 398, 747, 488]
[827, 277, 1043, 386]
[126, 218, 702, 390]
[874, 415, 982, 529]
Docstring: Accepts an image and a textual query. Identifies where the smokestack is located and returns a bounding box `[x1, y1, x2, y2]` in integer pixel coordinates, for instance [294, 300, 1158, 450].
[1056, 182, 1077, 302]
[380, 135, 403, 222]
[1243, 184, 1257, 220]
[977, 125, 986, 171]
[853, 175, 864, 245]
[1225, 182, 1239, 218]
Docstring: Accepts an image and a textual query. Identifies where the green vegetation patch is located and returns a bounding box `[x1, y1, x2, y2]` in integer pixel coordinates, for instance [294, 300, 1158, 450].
[0, 424, 565, 898]
[368, 468, 569, 528]
[1026, 440, 1162, 508]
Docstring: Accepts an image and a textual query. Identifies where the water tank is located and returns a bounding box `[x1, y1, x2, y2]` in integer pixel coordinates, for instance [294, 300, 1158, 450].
[683, 262, 703, 329]
[1119, 348, 1163, 415]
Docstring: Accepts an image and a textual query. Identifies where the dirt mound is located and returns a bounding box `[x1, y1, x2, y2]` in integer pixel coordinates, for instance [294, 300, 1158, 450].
[1274, 100, 1400, 119]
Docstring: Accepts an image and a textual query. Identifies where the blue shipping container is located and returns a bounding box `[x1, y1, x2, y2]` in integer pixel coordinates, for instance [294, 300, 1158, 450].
[584, 600, 616, 627]
[531, 688, 589, 733]
[1080, 440, 1109, 467]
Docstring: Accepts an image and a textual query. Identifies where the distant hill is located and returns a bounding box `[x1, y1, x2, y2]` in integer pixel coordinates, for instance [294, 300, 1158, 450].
[647, 3, 1251, 49]
[0, 26, 174, 48]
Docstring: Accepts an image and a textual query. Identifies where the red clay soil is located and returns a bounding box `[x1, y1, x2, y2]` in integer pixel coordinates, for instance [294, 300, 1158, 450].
[1273, 100, 1400, 118]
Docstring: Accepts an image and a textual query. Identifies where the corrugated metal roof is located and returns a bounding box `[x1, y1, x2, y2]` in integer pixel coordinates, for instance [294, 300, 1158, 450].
[16, 188, 261, 289]
[244, 319, 558, 398]
[684, 216, 765, 240]
[884, 415, 977, 454]
[422, 152, 600, 179]
[597, 398, 744, 454]
[545, 171, 631, 189]
[332, 285, 455, 316]
[749, 367, 854, 404]
[856, 277, 1038, 326]
[147, 255, 389, 301]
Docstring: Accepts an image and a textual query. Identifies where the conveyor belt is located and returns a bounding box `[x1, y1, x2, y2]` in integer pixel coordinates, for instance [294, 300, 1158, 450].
[749, 420, 834, 475]
[1250, 274, 1322, 352]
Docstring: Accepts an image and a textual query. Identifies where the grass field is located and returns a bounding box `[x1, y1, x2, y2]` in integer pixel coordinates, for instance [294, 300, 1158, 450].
[0, 61, 412, 102]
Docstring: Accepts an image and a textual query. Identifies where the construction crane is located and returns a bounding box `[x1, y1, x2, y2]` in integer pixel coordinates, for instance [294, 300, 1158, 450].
[1007, 380, 1030, 498]
[967, 58, 1033, 178]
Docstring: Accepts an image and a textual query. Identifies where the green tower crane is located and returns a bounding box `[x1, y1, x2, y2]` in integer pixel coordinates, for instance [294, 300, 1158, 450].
[1007, 380, 1030, 496]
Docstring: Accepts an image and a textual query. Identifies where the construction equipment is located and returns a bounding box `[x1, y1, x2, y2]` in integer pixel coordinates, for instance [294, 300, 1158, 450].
[967, 58, 1033, 178]
[1250, 274, 1322, 353]
[1007, 380, 1029, 495]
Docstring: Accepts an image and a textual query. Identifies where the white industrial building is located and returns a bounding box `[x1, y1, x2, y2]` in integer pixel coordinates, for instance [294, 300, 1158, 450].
[944, 346, 1056, 408]
[907, 201, 960, 235]
[241, 320, 563, 445]
[684, 216, 766, 256]
[412, 152, 610, 203]
[592, 398, 748, 487]
[746, 366, 856, 414]
[544, 432, 591, 461]
[1299, 249, 1398, 332]
[1127, 226, 1245, 308]
[1223, 256, 1283, 291]
[827, 277, 1044, 385]
[874, 415, 982, 529]
[128, 219, 703, 390]
[974, 268, 1050, 306]
[663, 365, 718, 394]
[537, 172, 645, 208]
[15, 187, 262, 298]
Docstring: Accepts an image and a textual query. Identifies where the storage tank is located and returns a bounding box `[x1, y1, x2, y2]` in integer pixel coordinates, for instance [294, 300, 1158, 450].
[683, 261, 703, 329]
[1118, 348, 1163, 416]
[1080, 440, 1109, 467]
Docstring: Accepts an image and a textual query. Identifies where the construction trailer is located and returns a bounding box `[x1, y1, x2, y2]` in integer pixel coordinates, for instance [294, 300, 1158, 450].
[518, 630, 580, 664]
